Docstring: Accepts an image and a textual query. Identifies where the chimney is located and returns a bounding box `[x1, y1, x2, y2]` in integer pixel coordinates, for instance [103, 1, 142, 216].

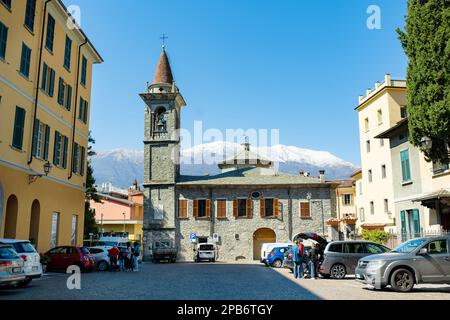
[358, 95, 364, 103]
[319, 170, 325, 182]
[299, 171, 304, 176]
[366, 88, 372, 96]
[385, 73, 391, 86]
[375, 81, 381, 88]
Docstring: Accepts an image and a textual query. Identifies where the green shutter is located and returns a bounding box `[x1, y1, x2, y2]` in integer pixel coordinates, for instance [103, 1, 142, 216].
[66, 85, 72, 111]
[78, 98, 83, 120]
[12, 107, 26, 149]
[83, 100, 88, 123]
[62, 136, 68, 168]
[53, 131, 60, 166]
[32, 118, 39, 156]
[400, 210, 406, 241]
[41, 63, 47, 90]
[48, 68, 55, 97]
[72, 142, 78, 173]
[43, 125, 50, 160]
[80, 146, 85, 176]
[400, 150, 411, 182]
[57, 77, 64, 105]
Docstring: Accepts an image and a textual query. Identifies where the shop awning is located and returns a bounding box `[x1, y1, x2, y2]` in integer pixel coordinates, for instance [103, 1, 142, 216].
[411, 189, 450, 202]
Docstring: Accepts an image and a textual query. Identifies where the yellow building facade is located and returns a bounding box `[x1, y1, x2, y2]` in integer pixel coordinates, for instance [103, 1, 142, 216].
[0, 0, 102, 253]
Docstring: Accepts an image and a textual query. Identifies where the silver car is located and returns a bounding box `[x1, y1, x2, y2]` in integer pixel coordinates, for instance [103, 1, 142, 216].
[87, 247, 111, 271]
[0, 245, 26, 287]
[355, 236, 450, 292]
[320, 241, 390, 279]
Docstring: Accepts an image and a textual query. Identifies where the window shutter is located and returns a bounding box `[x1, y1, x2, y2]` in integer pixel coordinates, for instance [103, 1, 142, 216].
[43, 125, 50, 160]
[300, 202, 310, 218]
[233, 199, 238, 218]
[83, 100, 88, 123]
[206, 199, 211, 219]
[80, 146, 85, 176]
[260, 199, 265, 217]
[246, 199, 253, 218]
[62, 136, 68, 168]
[178, 199, 187, 218]
[32, 119, 39, 156]
[49, 68, 55, 97]
[274, 198, 279, 218]
[193, 200, 198, 218]
[57, 78, 64, 105]
[53, 131, 60, 165]
[41, 63, 47, 89]
[66, 85, 72, 111]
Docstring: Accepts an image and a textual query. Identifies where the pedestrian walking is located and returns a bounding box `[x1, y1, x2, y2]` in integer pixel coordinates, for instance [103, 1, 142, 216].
[108, 246, 120, 272]
[291, 239, 304, 279]
[124, 242, 133, 271]
[133, 241, 140, 272]
[118, 248, 125, 271]
[308, 243, 321, 279]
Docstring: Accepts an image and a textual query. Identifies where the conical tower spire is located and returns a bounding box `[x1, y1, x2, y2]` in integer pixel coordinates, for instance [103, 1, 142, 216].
[152, 48, 174, 84]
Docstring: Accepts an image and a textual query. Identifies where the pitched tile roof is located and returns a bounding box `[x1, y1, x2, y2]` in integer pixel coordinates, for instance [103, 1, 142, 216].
[152, 48, 174, 84]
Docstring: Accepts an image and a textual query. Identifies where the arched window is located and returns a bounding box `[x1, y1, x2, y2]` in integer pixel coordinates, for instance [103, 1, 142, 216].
[154, 107, 167, 132]
[4, 195, 18, 238]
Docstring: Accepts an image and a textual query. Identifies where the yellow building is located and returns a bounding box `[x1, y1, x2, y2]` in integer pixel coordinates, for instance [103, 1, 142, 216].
[334, 178, 357, 238]
[0, 0, 102, 253]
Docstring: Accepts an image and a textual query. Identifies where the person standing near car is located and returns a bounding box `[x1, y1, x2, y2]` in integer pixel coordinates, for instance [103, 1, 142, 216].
[108, 246, 120, 272]
[133, 241, 140, 272]
[291, 240, 304, 279]
[308, 243, 321, 279]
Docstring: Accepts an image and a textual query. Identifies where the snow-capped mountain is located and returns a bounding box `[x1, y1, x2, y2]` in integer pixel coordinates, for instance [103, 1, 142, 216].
[91, 142, 358, 188]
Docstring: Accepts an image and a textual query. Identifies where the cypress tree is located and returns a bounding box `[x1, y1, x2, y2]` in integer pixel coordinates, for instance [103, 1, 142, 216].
[397, 0, 450, 163]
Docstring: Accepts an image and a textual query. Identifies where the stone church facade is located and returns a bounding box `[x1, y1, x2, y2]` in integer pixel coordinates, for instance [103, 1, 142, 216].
[140, 48, 339, 262]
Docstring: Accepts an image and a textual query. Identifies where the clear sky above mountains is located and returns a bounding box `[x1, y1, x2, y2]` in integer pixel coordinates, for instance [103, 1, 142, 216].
[67, 0, 408, 166]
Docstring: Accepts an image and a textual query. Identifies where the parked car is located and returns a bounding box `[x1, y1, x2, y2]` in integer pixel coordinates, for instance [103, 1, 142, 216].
[152, 240, 177, 263]
[356, 236, 450, 292]
[320, 240, 390, 279]
[0, 245, 26, 287]
[0, 239, 43, 286]
[44, 246, 95, 272]
[87, 247, 111, 271]
[260, 242, 293, 264]
[267, 246, 292, 268]
[194, 243, 216, 262]
[282, 232, 328, 271]
[282, 245, 312, 272]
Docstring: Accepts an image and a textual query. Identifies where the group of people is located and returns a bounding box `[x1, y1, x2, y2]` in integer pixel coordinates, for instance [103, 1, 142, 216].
[107, 242, 141, 272]
[291, 239, 323, 280]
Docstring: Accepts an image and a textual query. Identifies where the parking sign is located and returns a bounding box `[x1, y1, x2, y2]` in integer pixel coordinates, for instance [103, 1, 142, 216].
[189, 233, 197, 242]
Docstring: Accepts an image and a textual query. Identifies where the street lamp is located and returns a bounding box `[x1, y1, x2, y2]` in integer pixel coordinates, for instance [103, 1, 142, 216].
[28, 161, 52, 184]
[123, 212, 126, 233]
[100, 213, 104, 235]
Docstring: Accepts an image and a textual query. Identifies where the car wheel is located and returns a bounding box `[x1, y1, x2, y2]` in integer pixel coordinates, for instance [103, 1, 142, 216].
[330, 264, 347, 279]
[98, 261, 108, 271]
[390, 268, 414, 292]
[272, 259, 282, 268]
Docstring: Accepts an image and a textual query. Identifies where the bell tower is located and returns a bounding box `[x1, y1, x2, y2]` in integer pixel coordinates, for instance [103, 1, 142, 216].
[139, 47, 186, 261]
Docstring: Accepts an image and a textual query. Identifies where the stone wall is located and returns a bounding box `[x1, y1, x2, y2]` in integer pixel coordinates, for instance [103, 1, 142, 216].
[175, 186, 336, 262]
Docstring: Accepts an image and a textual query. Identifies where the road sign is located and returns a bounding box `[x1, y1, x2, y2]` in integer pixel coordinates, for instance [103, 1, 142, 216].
[212, 233, 219, 243]
[189, 233, 197, 242]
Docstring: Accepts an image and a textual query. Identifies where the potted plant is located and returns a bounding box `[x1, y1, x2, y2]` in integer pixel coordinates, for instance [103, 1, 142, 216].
[39, 253, 49, 273]
[326, 218, 340, 226]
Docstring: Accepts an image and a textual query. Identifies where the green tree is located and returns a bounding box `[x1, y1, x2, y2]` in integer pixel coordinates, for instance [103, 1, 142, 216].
[84, 132, 100, 239]
[397, 0, 450, 163]
[362, 229, 390, 245]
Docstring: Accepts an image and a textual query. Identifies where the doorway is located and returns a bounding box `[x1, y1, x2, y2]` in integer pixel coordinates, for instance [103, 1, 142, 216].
[253, 228, 276, 260]
[29, 200, 40, 248]
[4, 195, 18, 238]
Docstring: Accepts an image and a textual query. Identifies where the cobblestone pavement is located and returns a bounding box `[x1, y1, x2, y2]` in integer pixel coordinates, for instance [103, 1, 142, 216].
[0, 262, 449, 300]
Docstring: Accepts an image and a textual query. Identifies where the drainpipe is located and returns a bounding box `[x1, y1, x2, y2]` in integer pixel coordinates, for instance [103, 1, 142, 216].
[28, 0, 52, 165]
[288, 188, 292, 241]
[68, 38, 88, 179]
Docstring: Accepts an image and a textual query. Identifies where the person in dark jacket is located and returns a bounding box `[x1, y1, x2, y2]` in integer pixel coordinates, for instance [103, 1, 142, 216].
[308, 243, 321, 279]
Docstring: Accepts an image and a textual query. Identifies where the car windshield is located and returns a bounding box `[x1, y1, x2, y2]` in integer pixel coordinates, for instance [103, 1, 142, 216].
[12, 242, 36, 253]
[0, 247, 19, 259]
[200, 245, 214, 251]
[80, 247, 90, 254]
[391, 239, 428, 253]
[98, 241, 116, 247]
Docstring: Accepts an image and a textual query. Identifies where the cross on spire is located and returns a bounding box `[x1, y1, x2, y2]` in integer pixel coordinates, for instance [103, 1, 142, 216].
[160, 33, 168, 48]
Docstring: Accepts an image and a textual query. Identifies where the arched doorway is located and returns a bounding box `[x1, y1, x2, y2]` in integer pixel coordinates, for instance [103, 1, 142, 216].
[4, 195, 18, 238]
[253, 228, 276, 260]
[29, 200, 40, 248]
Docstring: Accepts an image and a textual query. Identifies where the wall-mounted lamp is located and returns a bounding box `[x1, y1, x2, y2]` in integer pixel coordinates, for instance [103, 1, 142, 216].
[28, 161, 52, 184]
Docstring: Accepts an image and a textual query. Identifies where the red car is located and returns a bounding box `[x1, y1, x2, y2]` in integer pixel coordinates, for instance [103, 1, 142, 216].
[44, 246, 95, 272]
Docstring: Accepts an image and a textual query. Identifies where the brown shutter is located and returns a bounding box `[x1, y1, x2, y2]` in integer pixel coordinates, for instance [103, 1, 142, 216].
[233, 199, 238, 218]
[274, 198, 279, 218]
[246, 199, 253, 218]
[260, 199, 265, 217]
[193, 200, 198, 218]
[217, 200, 226, 219]
[300, 202, 310, 218]
[206, 199, 211, 219]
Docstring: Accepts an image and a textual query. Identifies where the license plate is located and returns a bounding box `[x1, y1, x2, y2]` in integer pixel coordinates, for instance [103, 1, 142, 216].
[356, 274, 363, 279]
[12, 267, 21, 273]
[32, 266, 38, 272]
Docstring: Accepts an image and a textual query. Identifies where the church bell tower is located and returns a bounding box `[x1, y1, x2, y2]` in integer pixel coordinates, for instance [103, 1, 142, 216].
[139, 47, 186, 261]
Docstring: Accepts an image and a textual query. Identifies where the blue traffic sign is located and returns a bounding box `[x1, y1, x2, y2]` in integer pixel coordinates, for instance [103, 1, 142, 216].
[189, 233, 197, 241]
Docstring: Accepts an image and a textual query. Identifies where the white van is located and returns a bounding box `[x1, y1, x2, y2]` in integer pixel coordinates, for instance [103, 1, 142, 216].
[260, 242, 293, 264]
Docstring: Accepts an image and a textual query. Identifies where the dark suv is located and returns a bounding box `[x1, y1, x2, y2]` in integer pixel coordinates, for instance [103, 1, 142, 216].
[320, 241, 390, 279]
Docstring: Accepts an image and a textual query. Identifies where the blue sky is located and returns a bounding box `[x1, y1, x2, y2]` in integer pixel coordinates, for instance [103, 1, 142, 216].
[66, 0, 408, 166]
